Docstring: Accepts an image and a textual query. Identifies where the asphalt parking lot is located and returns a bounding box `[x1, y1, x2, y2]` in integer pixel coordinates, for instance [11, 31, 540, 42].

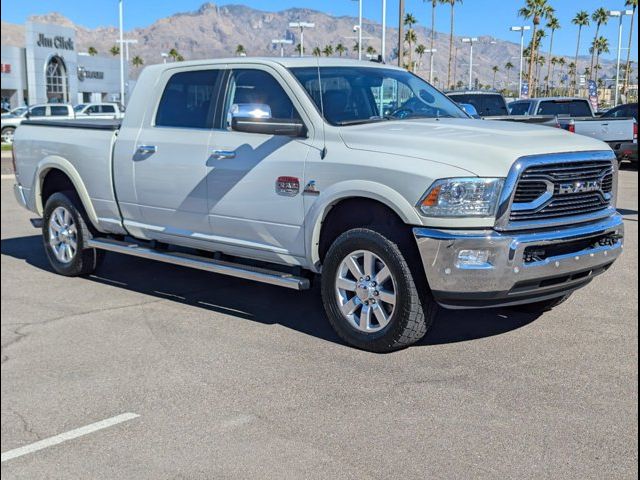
[1, 161, 638, 479]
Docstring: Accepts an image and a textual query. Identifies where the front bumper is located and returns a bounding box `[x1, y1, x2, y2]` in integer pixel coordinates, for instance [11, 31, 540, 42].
[414, 214, 624, 309]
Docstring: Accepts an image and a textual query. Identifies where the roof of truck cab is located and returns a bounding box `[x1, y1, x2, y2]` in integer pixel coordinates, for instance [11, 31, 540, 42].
[143, 57, 406, 71]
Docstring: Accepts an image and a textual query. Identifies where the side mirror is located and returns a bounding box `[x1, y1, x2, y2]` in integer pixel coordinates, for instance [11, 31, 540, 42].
[231, 116, 307, 137]
[459, 103, 480, 118]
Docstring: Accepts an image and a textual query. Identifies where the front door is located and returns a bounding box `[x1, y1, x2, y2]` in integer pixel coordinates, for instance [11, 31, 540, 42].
[206, 67, 312, 259]
[131, 68, 224, 237]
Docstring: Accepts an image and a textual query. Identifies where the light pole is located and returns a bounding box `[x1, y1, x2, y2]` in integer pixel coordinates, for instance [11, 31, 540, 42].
[289, 22, 315, 57]
[161, 52, 169, 64]
[118, 0, 125, 105]
[350, 0, 363, 60]
[461, 37, 478, 90]
[272, 38, 293, 57]
[381, 0, 387, 62]
[121, 39, 138, 62]
[608, 10, 633, 106]
[425, 48, 437, 83]
[510, 26, 530, 99]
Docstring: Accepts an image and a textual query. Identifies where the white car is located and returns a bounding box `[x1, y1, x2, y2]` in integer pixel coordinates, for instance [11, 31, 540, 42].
[12, 58, 624, 351]
[73, 103, 124, 120]
[1, 104, 74, 143]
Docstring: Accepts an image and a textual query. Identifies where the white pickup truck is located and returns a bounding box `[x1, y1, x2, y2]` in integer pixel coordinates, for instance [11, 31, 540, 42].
[12, 58, 625, 352]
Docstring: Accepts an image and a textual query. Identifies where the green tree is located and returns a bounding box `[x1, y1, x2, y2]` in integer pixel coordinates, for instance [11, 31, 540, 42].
[427, 0, 438, 80]
[168, 48, 179, 62]
[545, 16, 560, 94]
[591, 36, 610, 93]
[439, 0, 463, 88]
[87, 46, 98, 56]
[504, 61, 514, 88]
[623, 0, 638, 95]
[235, 44, 246, 56]
[131, 55, 143, 68]
[109, 45, 120, 56]
[415, 44, 427, 71]
[312, 46, 322, 57]
[589, 8, 609, 79]
[519, 0, 554, 96]
[491, 65, 500, 89]
[366, 45, 377, 57]
[335, 43, 346, 57]
[404, 13, 418, 71]
[571, 10, 590, 95]
[322, 45, 334, 57]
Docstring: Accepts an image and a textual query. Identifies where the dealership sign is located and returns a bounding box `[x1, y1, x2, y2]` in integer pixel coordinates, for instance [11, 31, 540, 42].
[77, 66, 104, 81]
[36, 33, 74, 51]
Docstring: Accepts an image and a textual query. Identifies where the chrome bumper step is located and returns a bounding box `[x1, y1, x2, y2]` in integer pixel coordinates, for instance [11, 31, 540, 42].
[86, 237, 310, 291]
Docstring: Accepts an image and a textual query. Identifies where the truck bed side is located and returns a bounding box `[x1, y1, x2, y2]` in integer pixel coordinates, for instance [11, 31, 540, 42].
[13, 120, 124, 235]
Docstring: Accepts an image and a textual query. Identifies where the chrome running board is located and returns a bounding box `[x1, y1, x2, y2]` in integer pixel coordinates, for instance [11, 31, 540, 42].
[86, 237, 310, 291]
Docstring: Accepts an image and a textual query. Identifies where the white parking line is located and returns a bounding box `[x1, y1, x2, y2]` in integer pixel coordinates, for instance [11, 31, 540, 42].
[1, 412, 140, 463]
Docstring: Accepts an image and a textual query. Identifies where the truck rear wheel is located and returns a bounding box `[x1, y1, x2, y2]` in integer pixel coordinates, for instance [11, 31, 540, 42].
[321, 228, 437, 352]
[42, 191, 102, 276]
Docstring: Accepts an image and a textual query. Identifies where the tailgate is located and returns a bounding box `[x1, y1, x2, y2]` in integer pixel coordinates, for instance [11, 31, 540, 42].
[575, 118, 633, 142]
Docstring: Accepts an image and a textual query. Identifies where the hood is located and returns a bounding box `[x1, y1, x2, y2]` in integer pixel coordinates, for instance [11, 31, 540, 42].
[339, 118, 612, 177]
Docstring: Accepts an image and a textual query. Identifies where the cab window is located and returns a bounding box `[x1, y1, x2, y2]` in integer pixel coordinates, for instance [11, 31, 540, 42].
[509, 102, 530, 115]
[223, 69, 301, 129]
[50, 106, 69, 116]
[156, 69, 221, 128]
[30, 106, 46, 116]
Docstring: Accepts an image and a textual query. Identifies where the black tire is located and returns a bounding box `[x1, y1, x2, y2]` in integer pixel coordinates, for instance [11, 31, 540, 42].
[321, 228, 438, 353]
[1, 126, 15, 144]
[509, 294, 571, 313]
[42, 191, 102, 276]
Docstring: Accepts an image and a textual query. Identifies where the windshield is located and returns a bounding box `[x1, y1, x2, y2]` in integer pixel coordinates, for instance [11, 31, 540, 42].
[290, 66, 467, 125]
[74, 104, 87, 112]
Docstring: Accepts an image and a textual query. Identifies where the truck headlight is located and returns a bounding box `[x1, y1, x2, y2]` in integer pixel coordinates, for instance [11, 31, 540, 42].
[418, 178, 505, 217]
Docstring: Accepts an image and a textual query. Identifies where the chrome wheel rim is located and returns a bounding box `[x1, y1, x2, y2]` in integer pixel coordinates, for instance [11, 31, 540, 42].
[335, 250, 397, 333]
[48, 206, 77, 263]
[1, 129, 14, 144]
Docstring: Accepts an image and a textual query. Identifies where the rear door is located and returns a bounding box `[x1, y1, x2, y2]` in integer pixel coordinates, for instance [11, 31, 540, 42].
[205, 66, 312, 258]
[126, 67, 225, 237]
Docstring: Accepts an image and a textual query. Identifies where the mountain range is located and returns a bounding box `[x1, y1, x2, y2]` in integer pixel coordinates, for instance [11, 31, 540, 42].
[1, 2, 627, 89]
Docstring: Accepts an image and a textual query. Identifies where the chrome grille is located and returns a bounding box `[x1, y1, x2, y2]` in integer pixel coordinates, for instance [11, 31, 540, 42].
[509, 159, 614, 223]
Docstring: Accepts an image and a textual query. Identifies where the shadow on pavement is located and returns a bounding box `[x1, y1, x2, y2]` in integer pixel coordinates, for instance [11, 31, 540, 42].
[1, 235, 540, 349]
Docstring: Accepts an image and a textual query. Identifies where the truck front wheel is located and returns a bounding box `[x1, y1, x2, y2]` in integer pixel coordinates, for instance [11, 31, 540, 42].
[42, 192, 102, 276]
[321, 228, 437, 352]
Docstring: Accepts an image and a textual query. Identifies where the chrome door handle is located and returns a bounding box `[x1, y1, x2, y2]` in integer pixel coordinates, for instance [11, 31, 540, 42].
[211, 150, 236, 160]
[137, 145, 157, 154]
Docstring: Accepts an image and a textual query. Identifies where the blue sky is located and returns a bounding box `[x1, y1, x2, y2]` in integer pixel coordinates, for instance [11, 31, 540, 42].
[2, 0, 637, 61]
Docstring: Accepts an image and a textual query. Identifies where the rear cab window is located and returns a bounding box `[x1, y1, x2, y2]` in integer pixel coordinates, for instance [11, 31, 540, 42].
[509, 102, 530, 115]
[536, 100, 592, 117]
[155, 69, 223, 129]
[448, 94, 508, 116]
[50, 106, 69, 116]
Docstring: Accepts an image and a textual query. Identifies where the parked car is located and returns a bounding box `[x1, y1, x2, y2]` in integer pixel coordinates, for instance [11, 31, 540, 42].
[12, 58, 624, 352]
[599, 103, 638, 165]
[74, 102, 124, 120]
[446, 91, 509, 117]
[1, 104, 74, 144]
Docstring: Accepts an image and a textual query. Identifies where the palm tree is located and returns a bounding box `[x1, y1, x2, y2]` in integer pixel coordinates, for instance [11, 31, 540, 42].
[235, 44, 246, 56]
[549, 57, 559, 93]
[536, 55, 546, 88]
[109, 45, 120, 56]
[491, 65, 499, 89]
[519, 0, 554, 96]
[427, 0, 438, 80]
[433, 76, 440, 88]
[416, 44, 427, 71]
[589, 8, 609, 79]
[176, 54, 185, 62]
[530, 29, 547, 95]
[294, 44, 301, 55]
[168, 48, 179, 62]
[505, 61, 514, 88]
[591, 36, 610, 91]
[557, 57, 566, 94]
[131, 55, 143, 68]
[571, 11, 589, 95]
[312, 46, 322, 57]
[335, 43, 346, 57]
[353, 41, 360, 54]
[404, 13, 418, 71]
[545, 16, 560, 94]
[88, 46, 98, 56]
[366, 45, 377, 58]
[440, 0, 462, 89]
[623, 0, 638, 96]
[322, 45, 334, 57]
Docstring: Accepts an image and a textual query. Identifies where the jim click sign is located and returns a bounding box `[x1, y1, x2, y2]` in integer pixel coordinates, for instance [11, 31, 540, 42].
[36, 33, 74, 51]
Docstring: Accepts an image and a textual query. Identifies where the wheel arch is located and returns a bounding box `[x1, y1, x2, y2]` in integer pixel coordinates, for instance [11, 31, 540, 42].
[34, 156, 100, 230]
[307, 181, 423, 269]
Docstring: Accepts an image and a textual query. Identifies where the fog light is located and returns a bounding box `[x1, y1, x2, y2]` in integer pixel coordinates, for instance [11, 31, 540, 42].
[456, 249, 491, 268]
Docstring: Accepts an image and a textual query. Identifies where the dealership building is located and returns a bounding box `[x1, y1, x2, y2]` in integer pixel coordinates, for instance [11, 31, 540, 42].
[1, 21, 126, 109]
